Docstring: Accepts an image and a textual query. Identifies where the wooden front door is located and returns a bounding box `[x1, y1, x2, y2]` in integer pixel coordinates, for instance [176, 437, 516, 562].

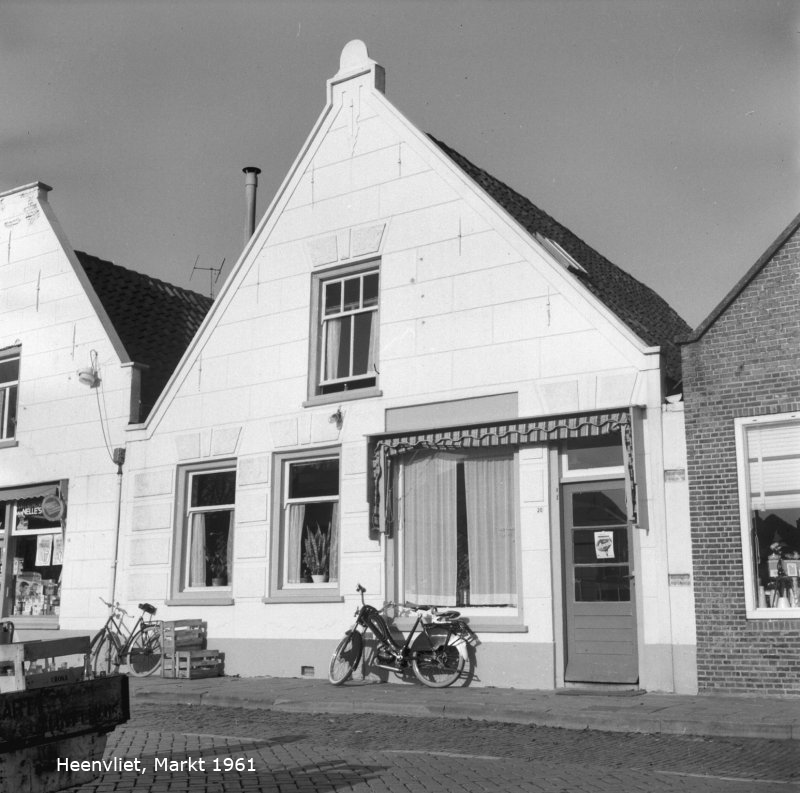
[563, 480, 638, 684]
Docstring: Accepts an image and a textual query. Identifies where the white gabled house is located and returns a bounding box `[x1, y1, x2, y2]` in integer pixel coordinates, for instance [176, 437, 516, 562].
[0, 182, 210, 641]
[121, 41, 696, 691]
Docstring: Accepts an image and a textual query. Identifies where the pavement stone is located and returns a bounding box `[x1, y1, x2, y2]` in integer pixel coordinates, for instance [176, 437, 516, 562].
[129, 674, 800, 742]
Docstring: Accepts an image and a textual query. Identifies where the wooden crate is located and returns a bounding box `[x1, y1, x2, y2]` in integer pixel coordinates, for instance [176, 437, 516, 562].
[0, 674, 129, 793]
[0, 636, 90, 693]
[162, 649, 223, 680]
[161, 619, 206, 656]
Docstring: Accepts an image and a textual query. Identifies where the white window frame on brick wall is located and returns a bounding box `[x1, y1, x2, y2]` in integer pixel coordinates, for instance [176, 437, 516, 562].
[735, 412, 800, 619]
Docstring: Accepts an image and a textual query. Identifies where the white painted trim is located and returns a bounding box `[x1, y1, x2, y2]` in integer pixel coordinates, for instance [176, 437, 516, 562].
[37, 195, 131, 367]
[136, 98, 344, 435]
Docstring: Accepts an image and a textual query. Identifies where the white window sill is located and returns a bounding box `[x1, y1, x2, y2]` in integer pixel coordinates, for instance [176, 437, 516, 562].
[7, 616, 59, 630]
[0, 439, 18, 450]
[263, 593, 344, 604]
[165, 596, 234, 606]
[747, 608, 800, 620]
[304, 387, 382, 408]
[392, 615, 527, 633]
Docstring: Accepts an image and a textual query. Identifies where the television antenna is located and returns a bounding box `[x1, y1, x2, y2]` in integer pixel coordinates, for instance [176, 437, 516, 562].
[190, 256, 225, 298]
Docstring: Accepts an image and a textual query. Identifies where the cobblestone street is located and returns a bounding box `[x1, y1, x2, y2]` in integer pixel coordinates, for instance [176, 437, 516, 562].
[58, 701, 800, 792]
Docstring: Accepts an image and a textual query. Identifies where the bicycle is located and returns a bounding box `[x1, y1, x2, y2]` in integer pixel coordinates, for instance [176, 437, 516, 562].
[328, 584, 479, 688]
[90, 598, 163, 677]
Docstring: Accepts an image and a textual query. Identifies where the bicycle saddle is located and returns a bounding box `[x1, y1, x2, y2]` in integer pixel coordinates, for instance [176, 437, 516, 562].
[139, 603, 157, 615]
[436, 610, 460, 620]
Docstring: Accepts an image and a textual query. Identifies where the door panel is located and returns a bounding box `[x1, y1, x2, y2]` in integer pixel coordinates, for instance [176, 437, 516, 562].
[563, 481, 638, 684]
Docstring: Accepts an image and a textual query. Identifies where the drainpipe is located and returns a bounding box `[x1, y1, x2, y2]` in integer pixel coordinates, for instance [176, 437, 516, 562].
[108, 447, 126, 606]
[243, 167, 261, 246]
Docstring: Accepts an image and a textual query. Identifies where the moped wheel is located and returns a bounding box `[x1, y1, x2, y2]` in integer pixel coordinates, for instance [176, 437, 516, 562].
[128, 625, 163, 677]
[91, 634, 117, 677]
[328, 632, 363, 685]
[412, 642, 466, 688]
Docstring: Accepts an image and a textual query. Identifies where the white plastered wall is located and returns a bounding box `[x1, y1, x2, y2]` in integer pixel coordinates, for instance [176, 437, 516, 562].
[0, 184, 134, 634]
[119, 44, 685, 687]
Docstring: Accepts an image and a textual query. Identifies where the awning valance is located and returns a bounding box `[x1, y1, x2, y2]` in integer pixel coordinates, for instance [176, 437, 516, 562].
[376, 409, 628, 456]
[0, 482, 60, 503]
[369, 409, 636, 532]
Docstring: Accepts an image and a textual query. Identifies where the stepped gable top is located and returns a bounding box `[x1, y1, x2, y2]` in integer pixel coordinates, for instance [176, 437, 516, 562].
[75, 251, 213, 422]
[430, 135, 690, 385]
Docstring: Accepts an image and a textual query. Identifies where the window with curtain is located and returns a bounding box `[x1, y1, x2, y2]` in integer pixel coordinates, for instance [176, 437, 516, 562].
[318, 268, 378, 395]
[739, 417, 800, 614]
[282, 457, 339, 587]
[0, 348, 20, 441]
[185, 468, 236, 589]
[398, 450, 517, 607]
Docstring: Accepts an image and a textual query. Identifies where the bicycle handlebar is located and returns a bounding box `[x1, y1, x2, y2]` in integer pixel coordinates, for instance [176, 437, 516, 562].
[98, 597, 129, 617]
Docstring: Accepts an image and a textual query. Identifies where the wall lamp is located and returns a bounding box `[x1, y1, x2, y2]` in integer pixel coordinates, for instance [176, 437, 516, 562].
[77, 349, 101, 388]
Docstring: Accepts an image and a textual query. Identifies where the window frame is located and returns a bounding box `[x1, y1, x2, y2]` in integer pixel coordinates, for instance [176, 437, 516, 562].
[735, 412, 800, 619]
[560, 433, 625, 482]
[305, 260, 381, 407]
[168, 460, 236, 606]
[5, 501, 63, 623]
[266, 447, 343, 603]
[392, 446, 522, 621]
[0, 346, 20, 445]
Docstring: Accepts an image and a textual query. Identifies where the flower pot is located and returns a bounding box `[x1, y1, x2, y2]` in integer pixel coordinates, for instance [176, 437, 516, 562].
[211, 576, 227, 587]
[311, 574, 328, 584]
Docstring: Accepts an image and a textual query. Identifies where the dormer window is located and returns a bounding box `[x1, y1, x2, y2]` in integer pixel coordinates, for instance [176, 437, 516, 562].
[307, 262, 380, 405]
[0, 348, 20, 442]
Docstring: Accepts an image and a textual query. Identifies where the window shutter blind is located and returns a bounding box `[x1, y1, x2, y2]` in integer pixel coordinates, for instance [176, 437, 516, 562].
[747, 422, 800, 510]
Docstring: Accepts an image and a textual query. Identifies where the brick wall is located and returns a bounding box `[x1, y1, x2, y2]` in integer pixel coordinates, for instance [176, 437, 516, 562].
[682, 226, 800, 695]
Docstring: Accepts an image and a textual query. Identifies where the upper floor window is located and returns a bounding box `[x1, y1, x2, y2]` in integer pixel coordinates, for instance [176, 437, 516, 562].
[308, 263, 379, 402]
[736, 414, 800, 618]
[0, 349, 20, 441]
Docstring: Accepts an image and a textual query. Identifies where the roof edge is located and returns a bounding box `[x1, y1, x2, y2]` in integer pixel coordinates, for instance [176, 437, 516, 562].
[0, 181, 52, 200]
[680, 209, 800, 345]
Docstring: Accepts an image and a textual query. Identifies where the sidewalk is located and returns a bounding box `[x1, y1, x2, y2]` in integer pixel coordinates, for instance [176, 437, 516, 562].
[130, 674, 800, 742]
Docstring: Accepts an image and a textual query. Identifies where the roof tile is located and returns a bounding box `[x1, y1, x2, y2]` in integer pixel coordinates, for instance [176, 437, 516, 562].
[431, 135, 690, 385]
[76, 251, 212, 421]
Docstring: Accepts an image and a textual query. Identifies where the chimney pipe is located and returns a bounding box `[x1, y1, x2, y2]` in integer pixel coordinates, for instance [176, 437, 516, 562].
[243, 166, 261, 245]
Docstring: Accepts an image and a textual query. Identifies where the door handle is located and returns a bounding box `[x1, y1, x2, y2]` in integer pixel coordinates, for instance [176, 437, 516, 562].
[623, 573, 635, 580]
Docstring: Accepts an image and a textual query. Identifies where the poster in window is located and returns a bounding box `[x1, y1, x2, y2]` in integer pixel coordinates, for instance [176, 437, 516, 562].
[594, 530, 615, 559]
[52, 534, 64, 566]
[35, 534, 53, 566]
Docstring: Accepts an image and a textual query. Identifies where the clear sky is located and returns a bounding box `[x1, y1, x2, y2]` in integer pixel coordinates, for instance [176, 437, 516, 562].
[2, 0, 798, 328]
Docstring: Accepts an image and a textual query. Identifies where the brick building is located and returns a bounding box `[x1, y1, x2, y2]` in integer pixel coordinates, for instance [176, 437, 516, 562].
[682, 212, 800, 695]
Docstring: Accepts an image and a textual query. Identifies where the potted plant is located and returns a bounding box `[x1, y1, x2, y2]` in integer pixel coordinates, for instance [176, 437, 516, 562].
[207, 533, 228, 587]
[303, 525, 329, 583]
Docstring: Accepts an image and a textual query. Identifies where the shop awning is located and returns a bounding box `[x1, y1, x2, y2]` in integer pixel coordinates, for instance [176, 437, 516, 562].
[374, 409, 629, 456]
[368, 409, 637, 532]
[0, 482, 60, 502]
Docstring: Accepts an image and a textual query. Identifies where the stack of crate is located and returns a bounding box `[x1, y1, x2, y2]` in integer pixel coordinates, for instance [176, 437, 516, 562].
[160, 619, 224, 679]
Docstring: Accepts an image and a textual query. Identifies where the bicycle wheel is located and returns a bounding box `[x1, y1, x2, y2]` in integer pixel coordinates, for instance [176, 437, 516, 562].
[412, 635, 467, 688]
[328, 631, 363, 685]
[91, 633, 117, 677]
[127, 625, 163, 677]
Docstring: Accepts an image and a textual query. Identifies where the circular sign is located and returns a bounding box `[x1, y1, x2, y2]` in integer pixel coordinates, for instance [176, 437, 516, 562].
[41, 495, 65, 522]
